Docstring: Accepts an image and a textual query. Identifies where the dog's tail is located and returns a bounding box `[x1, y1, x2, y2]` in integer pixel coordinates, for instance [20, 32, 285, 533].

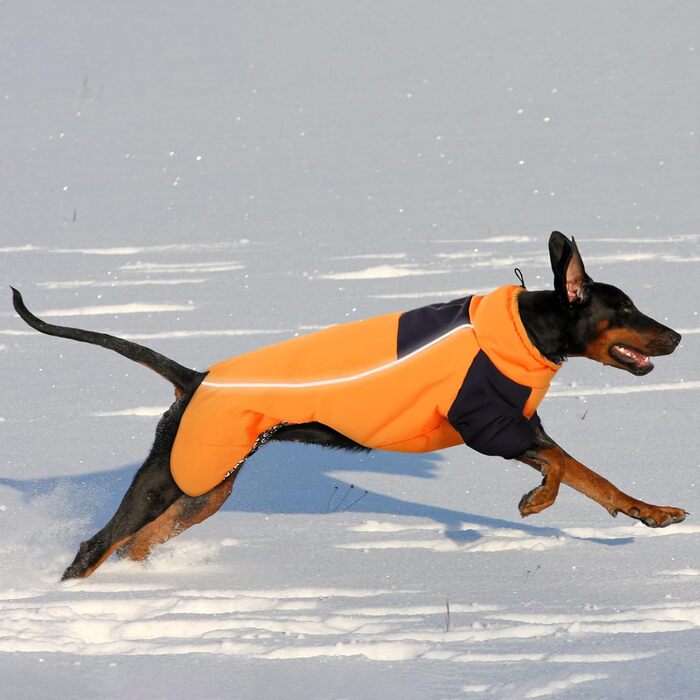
[11, 287, 204, 393]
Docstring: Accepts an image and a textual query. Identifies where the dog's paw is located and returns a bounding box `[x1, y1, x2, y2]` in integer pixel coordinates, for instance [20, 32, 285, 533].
[627, 505, 687, 528]
[61, 541, 94, 581]
[518, 485, 556, 517]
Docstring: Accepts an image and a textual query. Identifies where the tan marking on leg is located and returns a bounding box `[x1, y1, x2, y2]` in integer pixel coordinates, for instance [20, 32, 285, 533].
[519, 440, 686, 527]
[72, 536, 131, 579]
[518, 446, 565, 516]
[559, 457, 687, 526]
[120, 473, 236, 561]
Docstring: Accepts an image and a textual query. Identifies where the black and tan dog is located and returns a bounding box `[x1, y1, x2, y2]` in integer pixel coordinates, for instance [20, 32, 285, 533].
[12, 232, 686, 580]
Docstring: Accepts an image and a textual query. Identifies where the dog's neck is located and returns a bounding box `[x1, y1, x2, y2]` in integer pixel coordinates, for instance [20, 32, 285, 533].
[517, 290, 569, 365]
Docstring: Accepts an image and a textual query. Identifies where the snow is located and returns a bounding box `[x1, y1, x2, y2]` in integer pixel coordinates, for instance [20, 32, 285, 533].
[1, 0, 699, 698]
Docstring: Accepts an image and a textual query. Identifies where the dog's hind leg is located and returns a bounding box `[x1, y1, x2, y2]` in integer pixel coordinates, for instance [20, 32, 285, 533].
[117, 469, 240, 561]
[119, 422, 369, 561]
[61, 453, 183, 580]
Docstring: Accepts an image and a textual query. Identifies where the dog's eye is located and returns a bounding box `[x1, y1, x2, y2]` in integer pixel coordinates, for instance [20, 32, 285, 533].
[620, 302, 634, 314]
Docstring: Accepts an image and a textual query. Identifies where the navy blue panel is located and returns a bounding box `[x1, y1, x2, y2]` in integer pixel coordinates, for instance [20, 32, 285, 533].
[447, 350, 538, 459]
[397, 296, 471, 358]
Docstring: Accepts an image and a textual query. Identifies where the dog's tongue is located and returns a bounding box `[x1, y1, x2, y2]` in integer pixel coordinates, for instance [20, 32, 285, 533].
[613, 345, 652, 368]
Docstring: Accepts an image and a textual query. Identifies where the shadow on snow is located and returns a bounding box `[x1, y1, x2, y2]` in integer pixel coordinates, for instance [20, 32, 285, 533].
[0, 441, 635, 549]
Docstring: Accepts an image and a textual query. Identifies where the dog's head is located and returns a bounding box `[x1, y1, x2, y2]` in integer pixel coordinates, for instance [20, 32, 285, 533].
[549, 231, 681, 375]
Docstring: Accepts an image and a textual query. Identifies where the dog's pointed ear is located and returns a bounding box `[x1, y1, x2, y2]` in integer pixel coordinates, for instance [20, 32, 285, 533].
[549, 231, 591, 304]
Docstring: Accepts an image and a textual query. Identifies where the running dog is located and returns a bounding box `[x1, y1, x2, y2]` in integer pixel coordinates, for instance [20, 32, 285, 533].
[11, 232, 687, 580]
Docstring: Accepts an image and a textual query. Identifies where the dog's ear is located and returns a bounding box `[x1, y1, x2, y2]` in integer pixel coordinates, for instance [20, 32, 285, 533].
[549, 231, 591, 304]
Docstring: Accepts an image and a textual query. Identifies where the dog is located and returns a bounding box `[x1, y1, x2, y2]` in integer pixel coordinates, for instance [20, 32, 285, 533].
[12, 232, 687, 580]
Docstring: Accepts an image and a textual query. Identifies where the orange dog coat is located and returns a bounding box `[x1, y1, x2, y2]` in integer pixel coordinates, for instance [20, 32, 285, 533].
[171, 285, 559, 496]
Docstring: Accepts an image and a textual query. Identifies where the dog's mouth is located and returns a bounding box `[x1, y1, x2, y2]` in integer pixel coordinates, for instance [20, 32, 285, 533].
[609, 344, 654, 375]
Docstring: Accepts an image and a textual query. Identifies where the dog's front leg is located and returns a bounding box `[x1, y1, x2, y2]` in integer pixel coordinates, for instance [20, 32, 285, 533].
[515, 428, 565, 517]
[517, 425, 687, 527]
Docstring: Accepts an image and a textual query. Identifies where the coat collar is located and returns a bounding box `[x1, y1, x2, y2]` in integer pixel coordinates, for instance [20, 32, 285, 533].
[469, 285, 560, 390]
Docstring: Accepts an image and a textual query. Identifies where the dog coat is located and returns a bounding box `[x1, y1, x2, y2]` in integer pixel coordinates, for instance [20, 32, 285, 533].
[171, 285, 560, 496]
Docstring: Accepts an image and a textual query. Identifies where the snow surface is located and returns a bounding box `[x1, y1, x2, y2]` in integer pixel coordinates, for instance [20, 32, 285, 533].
[1, 1, 699, 698]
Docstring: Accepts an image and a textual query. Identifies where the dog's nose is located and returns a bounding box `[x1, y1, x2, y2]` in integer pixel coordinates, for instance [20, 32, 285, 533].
[668, 329, 682, 348]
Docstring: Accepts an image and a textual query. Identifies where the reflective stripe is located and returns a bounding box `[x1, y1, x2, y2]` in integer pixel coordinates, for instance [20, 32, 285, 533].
[202, 323, 472, 389]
